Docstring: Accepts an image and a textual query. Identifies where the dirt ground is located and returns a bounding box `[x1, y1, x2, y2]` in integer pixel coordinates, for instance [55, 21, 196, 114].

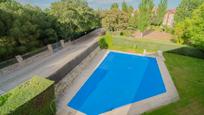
[132, 30, 175, 42]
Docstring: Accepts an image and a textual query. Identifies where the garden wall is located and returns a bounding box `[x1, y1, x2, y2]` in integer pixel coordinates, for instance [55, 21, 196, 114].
[0, 76, 56, 115]
[55, 47, 101, 97]
[48, 28, 105, 83]
[48, 41, 98, 83]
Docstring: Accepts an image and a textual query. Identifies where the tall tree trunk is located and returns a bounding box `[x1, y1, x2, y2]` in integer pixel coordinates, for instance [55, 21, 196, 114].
[140, 32, 143, 38]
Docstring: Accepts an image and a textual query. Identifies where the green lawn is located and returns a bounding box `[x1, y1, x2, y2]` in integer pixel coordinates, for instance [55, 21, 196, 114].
[108, 35, 183, 53]
[103, 35, 204, 115]
[144, 53, 204, 115]
[106, 35, 204, 58]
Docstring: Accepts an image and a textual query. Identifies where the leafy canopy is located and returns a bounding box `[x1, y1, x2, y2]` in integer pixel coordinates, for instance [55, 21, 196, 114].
[137, 0, 154, 33]
[174, 2, 204, 49]
[153, 0, 167, 26]
[174, 0, 204, 23]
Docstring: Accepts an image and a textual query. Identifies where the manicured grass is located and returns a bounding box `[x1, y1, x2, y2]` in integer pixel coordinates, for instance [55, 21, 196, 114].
[104, 35, 204, 58]
[144, 53, 204, 115]
[108, 35, 183, 52]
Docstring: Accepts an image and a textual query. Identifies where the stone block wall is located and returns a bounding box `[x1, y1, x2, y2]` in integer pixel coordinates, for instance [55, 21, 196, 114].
[55, 47, 100, 97]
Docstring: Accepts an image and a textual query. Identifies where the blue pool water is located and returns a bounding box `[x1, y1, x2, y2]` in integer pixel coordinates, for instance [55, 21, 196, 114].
[68, 52, 166, 114]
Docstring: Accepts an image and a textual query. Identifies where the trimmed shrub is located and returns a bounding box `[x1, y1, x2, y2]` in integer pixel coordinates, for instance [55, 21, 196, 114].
[99, 38, 108, 49]
[0, 76, 55, 115]
[120, 31, 124, 36]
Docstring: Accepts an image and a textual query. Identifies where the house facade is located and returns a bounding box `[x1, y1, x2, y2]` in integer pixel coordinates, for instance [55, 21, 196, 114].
[163, 9, 176, 27]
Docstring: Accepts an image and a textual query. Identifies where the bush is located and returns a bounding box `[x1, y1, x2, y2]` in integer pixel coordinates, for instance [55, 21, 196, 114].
[176, 38, 184, 45]
[120, 31, 124, 36]
[99, 38, 108, 49]
[118, 30, 134, 37]
[98, 32, 113, 49]
[16, 46, 27, 54]
[0, 76, 55, 115]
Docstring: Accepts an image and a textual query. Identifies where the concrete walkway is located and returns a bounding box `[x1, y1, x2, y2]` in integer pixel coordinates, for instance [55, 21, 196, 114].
[0, 29, 103, 94]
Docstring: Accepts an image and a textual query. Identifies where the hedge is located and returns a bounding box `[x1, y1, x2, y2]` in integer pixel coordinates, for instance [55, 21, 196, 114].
[98, 38, 108, 49]
[0, 76, 56, 115]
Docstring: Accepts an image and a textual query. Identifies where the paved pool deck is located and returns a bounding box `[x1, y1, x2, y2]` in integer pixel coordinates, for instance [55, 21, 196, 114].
[0, 29, 103, 93]
[56, 50, 179, 115]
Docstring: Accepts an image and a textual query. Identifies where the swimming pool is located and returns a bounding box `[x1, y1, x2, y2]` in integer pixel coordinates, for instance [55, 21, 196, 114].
[68, 51, 166, 114]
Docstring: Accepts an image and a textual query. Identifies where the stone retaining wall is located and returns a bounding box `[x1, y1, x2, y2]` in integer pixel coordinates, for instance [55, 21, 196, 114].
[48, 41, 98, 83]
[55, 47, 101, 97]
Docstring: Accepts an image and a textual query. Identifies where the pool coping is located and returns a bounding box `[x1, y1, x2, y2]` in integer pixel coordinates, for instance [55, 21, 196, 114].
[105, 50, 180, 115]
[57, 50, 179, 115]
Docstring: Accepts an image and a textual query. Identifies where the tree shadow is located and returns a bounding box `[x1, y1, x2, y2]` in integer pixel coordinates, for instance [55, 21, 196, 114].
[143, 29, 154, 36]
[165, 47, 204, 59]
[170, 38, 177, 43]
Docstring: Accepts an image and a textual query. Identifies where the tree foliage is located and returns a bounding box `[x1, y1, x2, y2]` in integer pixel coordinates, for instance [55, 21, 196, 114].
[153, 0, 167, 26]
[174, 3, 204, 49]
[101, 2, 131, 31]
[128, 11, 138, 29]
[49, 0, 100, 39]
[122, 2, 128, 12]
[137, 0, 154, 36]
[101, 9, 129, 31]
[0, 1, 58, 59]
[111, 3, 119, 10]
[174, 0, 204, 24]
[0, 0, 100, 61]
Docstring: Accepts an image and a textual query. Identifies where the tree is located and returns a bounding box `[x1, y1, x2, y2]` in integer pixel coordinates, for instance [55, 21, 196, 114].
[0, 0, 100, 61]
[174, 3, 204, 49]
[101, 10, 128, 31]
[174, 0, 204, 24]
[137, 0, 154, 38]
[128, 6, 134, 13]
[128, 11, 136, 28]
[0, 0, 10, 3]
[174, 21, 186, 44]
[0, 9, 13, 36]
[122, 2, 128, 12]
[49, 0, 100, 39]
[154, 0, 167, 26]
[184, 3, 204, 48]
[111, 3, 119, 10]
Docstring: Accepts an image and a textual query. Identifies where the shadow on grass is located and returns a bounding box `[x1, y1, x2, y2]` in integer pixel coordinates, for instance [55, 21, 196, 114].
[165, 47, 204, 59]
[143, 29, 154, 36]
